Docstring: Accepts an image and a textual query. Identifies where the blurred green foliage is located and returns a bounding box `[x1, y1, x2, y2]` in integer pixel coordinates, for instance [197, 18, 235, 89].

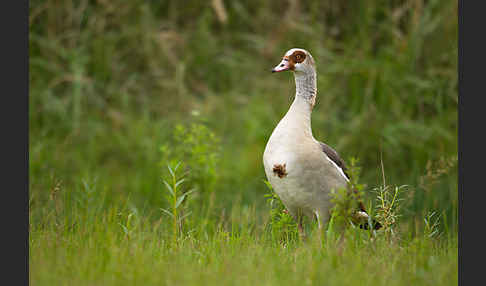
[29, 0, 457, 233]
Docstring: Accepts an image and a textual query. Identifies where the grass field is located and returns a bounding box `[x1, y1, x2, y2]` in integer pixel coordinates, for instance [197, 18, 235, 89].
[29, 0, 458, 285]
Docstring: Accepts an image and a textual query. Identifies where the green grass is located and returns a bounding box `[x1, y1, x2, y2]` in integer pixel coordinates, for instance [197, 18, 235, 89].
[29, 0, 457, 285]
[30, 196, 457, 286]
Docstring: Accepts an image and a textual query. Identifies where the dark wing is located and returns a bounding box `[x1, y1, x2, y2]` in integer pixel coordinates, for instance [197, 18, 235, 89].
[319, 142, 382, 230]
[318, 141, 350, 180]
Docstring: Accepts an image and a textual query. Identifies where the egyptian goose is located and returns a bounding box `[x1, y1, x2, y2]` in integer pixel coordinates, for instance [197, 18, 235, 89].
[263, 48, 381, 235]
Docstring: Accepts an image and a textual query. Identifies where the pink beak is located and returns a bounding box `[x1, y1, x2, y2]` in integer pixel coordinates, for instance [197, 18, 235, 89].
[272, 58, 290, 73]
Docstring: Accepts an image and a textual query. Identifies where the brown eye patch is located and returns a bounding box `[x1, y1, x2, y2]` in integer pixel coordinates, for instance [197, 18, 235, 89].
[289, 51, 306, 64]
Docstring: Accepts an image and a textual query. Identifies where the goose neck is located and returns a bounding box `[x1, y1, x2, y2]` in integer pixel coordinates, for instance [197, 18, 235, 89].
[294, 71, 317, 102]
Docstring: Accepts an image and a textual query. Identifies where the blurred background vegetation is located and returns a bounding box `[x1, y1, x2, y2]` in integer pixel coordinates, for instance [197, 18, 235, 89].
[29, 0, 457, 235]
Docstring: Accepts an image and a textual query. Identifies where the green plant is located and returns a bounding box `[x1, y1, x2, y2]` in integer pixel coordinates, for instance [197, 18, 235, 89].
[118, 211, 137, 240]
[161, 162, 196, 245]
[423, 211, 441, 239]
[374, 184, 407, 239]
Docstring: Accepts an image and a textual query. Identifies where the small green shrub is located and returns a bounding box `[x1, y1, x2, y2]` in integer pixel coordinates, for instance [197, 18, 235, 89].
[374, 184, 408, 240]
[160, 123, 221, 208]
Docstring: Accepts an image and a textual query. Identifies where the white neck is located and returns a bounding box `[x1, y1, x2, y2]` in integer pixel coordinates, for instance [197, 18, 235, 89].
[276, 71, 317, 139]
[294, 70, 317, 103]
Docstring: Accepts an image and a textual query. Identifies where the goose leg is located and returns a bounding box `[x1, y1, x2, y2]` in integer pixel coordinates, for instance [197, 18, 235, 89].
[297, 215, 305, 240]
[292, 209, 306, 240]
[285, 208, 306, 240]
[314, 210, 322, 230]
[314, 210, 325, 244]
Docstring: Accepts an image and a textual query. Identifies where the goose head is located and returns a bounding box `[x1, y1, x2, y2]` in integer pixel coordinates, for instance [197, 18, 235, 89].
[272, 48, 317, 105]
[271, 48, 315, 75]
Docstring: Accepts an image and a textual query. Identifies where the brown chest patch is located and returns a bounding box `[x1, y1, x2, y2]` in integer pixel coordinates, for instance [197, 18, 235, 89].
[273, 163, 288, 178]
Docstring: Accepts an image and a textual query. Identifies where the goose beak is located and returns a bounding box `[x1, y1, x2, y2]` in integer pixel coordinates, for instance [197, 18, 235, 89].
[272, 58, 290, 73]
